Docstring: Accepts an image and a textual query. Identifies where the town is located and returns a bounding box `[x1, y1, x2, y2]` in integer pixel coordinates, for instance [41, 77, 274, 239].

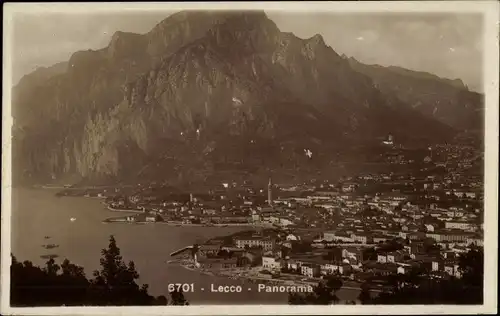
[56, 136, 484, 293]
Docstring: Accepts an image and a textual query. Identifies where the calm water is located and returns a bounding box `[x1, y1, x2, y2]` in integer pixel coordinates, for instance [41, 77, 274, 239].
[11, 188, 359, 304]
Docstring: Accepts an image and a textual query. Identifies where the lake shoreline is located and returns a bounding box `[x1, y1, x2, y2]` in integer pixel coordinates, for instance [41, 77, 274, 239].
[13, 188, 367, 303]
[102, 219, 256, 227]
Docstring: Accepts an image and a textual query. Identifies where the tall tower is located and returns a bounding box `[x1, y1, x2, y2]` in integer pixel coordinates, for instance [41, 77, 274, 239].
[268, 177, 273, 207]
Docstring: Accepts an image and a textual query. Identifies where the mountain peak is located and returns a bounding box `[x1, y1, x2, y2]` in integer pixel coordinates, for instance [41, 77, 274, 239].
[149, 10, 217, 32]
[145, 10, 258, 58]
[149, 10, 269, 34]
[207, 10, 274, 31]
[110, 30, 140, 41]
[348, 56, 360, 64]
[449, 78, 467, 90]
[107, 31, 147, 59]
[204, 10, 280, 55]
[308, 34, 326, 46]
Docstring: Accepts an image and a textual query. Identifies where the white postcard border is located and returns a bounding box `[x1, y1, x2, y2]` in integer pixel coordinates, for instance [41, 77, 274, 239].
[2, 1, 498, 315]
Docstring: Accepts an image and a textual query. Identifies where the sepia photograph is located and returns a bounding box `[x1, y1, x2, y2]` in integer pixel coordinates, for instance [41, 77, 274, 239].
[1, 1, 498, 315]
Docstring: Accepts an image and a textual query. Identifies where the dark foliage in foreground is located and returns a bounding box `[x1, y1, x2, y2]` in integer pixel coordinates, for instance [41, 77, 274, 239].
[370, 247, 483, 305]
[11, 235, 189, 306]
[288, 276, 343, 305]
[288, 247, 483, 305]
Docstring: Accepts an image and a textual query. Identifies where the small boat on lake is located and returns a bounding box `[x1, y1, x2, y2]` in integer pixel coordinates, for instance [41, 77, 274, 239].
[70, 217, 76, 222]
[42, 244, 59, 249]
[44, 236, 51, 239]
[40, 254, 59, 260]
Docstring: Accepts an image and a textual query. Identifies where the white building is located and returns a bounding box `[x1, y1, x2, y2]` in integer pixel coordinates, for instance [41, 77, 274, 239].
[262, 256, 281, 271]
[235, 237, 275, 251]
[466, 237, 483, 247]
[377, 254, 387, 263]
[301, 264, 319, 278]
[286, 234, 300, 241]
[445, 221, 477, 232]
[425, 224, 436, 232]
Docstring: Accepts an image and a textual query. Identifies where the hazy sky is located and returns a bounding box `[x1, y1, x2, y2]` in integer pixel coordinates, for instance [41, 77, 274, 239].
[10, 11, 483, 91]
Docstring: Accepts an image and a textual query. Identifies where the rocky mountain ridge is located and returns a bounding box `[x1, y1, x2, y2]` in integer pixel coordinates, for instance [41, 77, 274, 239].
[347, 57, 483, 130]
[12, 11, 482, 185]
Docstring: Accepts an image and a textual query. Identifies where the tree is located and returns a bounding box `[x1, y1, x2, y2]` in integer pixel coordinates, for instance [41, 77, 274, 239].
[170, 289, 189, 305]
[369, 248, 483, 305]
[288, 276, 343, 305]
[90, 235, 155, 305]
[11, 255, 91, 306]
[11, 235, 187, 306]
[362, 247, 378, 261]
[153, 295, 168, 305]
[191, 244, 200, 258]
[291, 241, 313, 254]
[458, 246, 483, 287]
[379, 239, 404, 252]
[358, 282, 372, 304]
[423, 239, 441, 255]
[322, 247, 341, 261]
[216, 249, 232, 259]
[457, 246, 483, 303]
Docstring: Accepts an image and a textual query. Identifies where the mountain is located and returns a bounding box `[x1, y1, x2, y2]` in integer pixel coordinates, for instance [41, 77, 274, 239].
[347, 57, 483, 131]
[11, 11, 480, 186]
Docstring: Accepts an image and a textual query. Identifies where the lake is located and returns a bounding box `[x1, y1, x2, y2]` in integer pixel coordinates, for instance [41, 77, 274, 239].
[10, 188, 360, 304]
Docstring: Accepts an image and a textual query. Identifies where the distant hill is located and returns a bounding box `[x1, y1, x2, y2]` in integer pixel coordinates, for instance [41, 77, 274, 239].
[347, 58, 483, 131]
